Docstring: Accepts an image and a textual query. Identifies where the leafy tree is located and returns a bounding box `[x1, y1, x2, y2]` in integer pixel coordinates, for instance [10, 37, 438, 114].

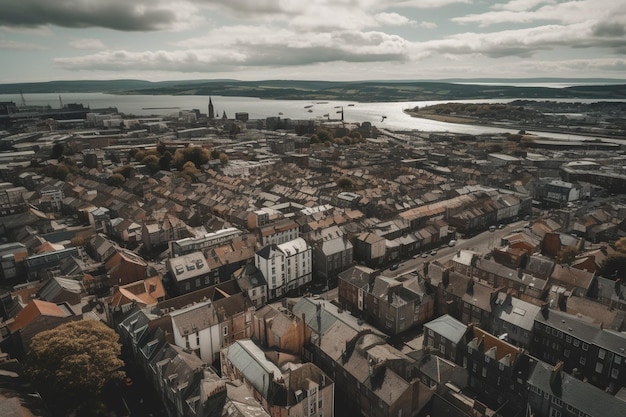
[177, 161, 200, 182]
[114, 165, 135, 179]
[156, 143, 167, 156]
[50, 164, 69, 181]
[599, 254, 626, 279]
[337, 176, 354, 189]
[174, 146, 210, 169]
[134, 150, 145, 162]
[159, 151, 172, 171]
[25, 320, 124, 416]
[127, 148, 139, 163]
[317, 129, 333, 142]
[219, 153, 229, 165]
[141, 155, 160, 174]
[51, 143, 65, 159]
[106, 173, 126, 187]
[558, 245, 578, 265]
[615, 237, 626, 253]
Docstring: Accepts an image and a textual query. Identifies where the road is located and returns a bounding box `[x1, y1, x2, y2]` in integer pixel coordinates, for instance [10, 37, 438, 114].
[381, 220, 531, 277]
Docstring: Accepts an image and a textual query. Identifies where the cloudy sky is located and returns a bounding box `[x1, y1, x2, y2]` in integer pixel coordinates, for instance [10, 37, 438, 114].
[1, 0, 625, 83]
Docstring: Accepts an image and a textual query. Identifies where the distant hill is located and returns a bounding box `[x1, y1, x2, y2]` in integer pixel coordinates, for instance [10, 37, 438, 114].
[1, 79, 625, 102]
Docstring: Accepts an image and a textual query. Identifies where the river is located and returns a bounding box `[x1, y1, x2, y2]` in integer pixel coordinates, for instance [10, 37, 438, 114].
[1, 92, 621, 140]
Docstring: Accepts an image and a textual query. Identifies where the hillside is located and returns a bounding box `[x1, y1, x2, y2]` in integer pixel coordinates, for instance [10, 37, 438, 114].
[1, 79, 625, 102]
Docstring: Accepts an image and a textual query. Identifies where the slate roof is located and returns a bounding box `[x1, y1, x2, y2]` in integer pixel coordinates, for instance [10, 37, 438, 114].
[528, 359, 626, 417]
[225, 340, 282, 399]
[424, 314, 467, 344]
[492, 293, 542, 332]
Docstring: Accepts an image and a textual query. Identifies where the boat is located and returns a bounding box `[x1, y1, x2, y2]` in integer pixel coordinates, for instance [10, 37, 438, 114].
[304, 105, 313, 109]
[278, 112, 283, 115]
[347, 104, 355, 107]
[308, 109, 313, 113]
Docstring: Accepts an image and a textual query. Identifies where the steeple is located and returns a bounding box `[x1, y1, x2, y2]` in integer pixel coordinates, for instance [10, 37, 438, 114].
[208, 97, 215, 120]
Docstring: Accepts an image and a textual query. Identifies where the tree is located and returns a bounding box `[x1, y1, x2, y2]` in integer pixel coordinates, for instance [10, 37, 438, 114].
[25, 320, 124, 415]
[615, 237, 626, 253]
[114, 165, 135, 179]
[51, 143, 65, 159]
[159, 151, 172, 171]
[141, 155, 160, 174]
[106, 173, 126, 187]
[219, 153, 229, 165]
[558, 245, 578, 266]
[337, 176, 354, 189]
[317, 129, 333, 142]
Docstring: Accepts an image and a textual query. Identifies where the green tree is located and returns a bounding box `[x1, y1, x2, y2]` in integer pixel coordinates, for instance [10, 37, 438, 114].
[159, 151, 172, 171]
[156, 143, 167, 156]
[134, 150, 145, 162]
[114, 165, 135, 179]
[106, 173, 126, 187]
[25, 320, 124, 416]
[615, 237, 626, 253]
[558, 245, 578, 266]
[141, 155, 160, 174]
[599, 254, 626, 279]
[50, 164, 69, 181]
[174, 146, 210, 169]
[337, 176, 354, 189]
[317, 129, 333, 142]
[51, 143, 65, 159]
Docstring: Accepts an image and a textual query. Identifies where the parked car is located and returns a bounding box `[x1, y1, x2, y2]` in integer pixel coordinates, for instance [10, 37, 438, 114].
[448, 240, 457, 247]
[430, 250, 438, 256]
[390, 263, 400, 271]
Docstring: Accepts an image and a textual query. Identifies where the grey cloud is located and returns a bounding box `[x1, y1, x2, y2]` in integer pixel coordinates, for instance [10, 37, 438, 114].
[593, 22, 626, 37]
[0, 0, 179, 31]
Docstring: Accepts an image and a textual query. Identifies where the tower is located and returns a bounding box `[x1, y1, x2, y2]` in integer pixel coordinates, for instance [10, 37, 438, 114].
[208, 97, 215, 120]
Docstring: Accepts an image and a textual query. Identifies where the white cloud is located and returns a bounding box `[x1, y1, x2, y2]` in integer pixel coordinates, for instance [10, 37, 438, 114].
[492, 0, 556, 12]
[374, 12, 414, 26]
[0, 39, 45, 50]
[453, 0, 623, 27]
[69, 38, 106, 50]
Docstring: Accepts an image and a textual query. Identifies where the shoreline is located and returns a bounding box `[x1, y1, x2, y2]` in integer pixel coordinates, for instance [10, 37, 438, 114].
[402, 109, 624, 141]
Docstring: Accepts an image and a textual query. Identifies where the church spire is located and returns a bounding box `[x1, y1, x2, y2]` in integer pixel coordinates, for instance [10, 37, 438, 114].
[208, 97, 215, 120]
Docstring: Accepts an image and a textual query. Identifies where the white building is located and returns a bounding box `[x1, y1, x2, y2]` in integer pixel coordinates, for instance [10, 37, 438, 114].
[255, 237, 312, 300]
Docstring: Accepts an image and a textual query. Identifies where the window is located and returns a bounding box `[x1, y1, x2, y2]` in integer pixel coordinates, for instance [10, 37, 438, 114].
[549, 408, 562, 417]
[573, 339, 580, 347]
[582, 343, 589, 351]
[552, 397, 562, 407]
[482, 368, 487, 378]
[598, 349, 605, 359]
[612, 368, 619, 379]
[566, 405, 575, 413]
[580, 357, 586, 365]
[564, 349, 570, 358]
[440, 344, 446, 355]
[223, 326, 228, 336]
[566, 335, 572, 344]
[428, 329, 434, 336]
[499, 362, 505, 371]
[595, 362, 603, 373]
[545, 326, 551, 334]
[615, 356, 622, 365]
